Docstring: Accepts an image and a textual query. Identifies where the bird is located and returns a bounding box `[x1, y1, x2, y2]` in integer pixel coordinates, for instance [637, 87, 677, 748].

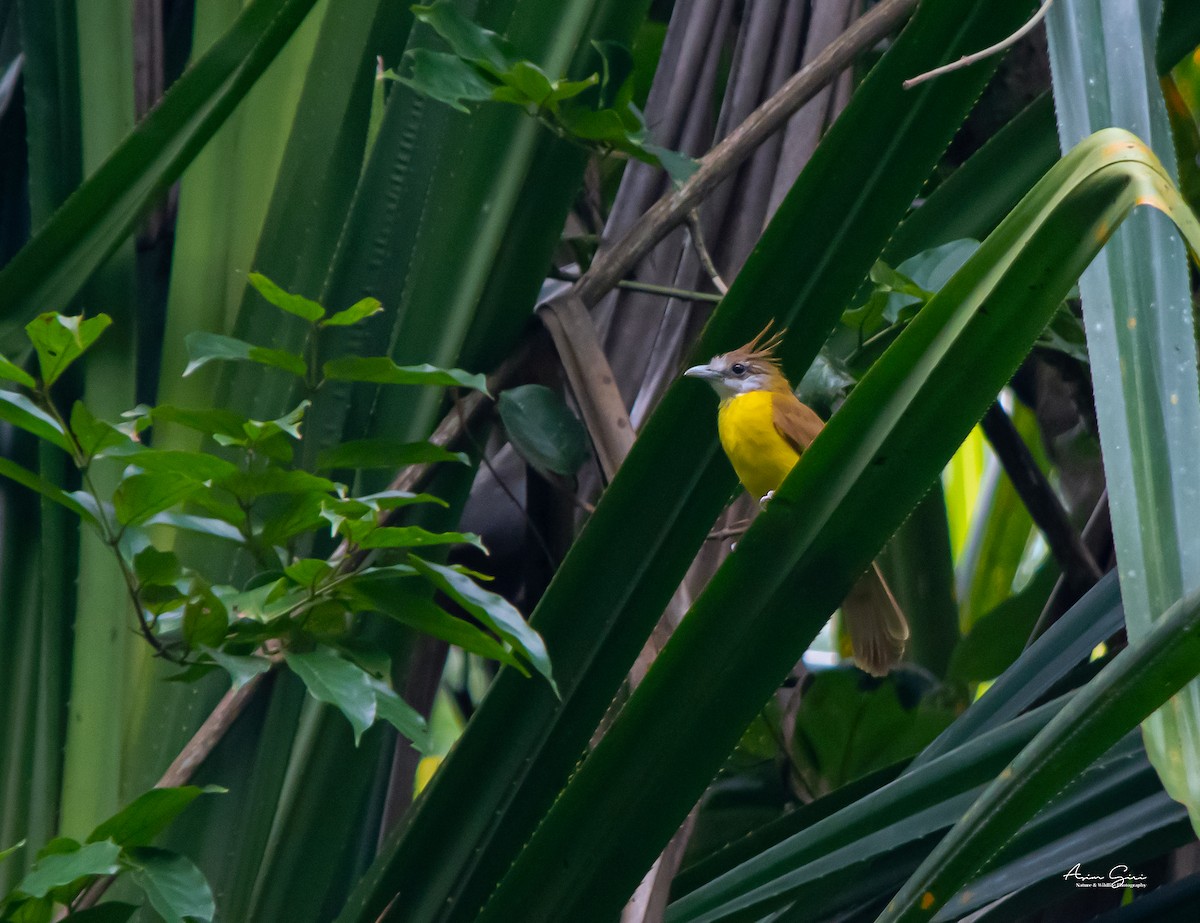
[684, 323, 909, 675]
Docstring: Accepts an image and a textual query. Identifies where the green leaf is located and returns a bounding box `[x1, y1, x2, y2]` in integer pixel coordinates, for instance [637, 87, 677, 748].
[16, 839, 121, 898]
[351, 524, 484, 552]
[0, 839, 26, 864]
[118, 449, 239, 483]
[285, 646, 378, 744]
[0, 457, 96, 523]
[247, 271, 325, 321]
[132, 546, 183, 586]
[0, 354, 36, 388]
[113, 472, 205, 526]
[87, 786, 222, 849]
[0, 390, 73, 452]
[219, 467, 340, 502]
[339, 577, 524, 670]
[411, 1, 517, 75]
[881, 585, 1200, 922]
[284, 557, 333, 588]
[316, 438, 467, 470]
[142, 512, 245, 545]
[640, 140, 700, 185]
[497, 384, 589, 476]
[126, 847, 216, 923]
[497, 60, 554, 106]
[322, 297, 383, 327]
[203, 646, 273, 690]
[409, 556, 554, 691]
[70, 401, 131, 458]
[23, 312, 112, 387]
[183, 331, 307, 378]
[791, 670, 955, 791]
[148, 404, 248, 440]
[948, 561, 1059, 683]
[369, 676, 430, 748]
[389, 51, 495, 113]
[322, 355, 488, 392]
[183, 587, 229, 650]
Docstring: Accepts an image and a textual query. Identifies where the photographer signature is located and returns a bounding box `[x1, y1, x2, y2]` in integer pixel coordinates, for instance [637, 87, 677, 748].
[1062, 864, 1148, 888]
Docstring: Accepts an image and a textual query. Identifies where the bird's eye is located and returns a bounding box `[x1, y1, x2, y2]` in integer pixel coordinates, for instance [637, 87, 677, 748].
[730, 363, 747, 376]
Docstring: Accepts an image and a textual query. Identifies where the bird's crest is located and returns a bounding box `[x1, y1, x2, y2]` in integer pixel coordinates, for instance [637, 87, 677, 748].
[723, 321, 786, 370]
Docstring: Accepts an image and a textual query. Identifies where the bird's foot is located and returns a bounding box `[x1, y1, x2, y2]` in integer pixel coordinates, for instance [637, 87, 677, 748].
[758, 490, 775, 511]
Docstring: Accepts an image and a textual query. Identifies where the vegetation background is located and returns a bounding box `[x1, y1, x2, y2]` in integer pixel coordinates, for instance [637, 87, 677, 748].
[3, 0, 1200, 921]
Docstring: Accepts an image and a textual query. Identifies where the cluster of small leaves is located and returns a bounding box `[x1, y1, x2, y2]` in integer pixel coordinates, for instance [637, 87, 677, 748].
[841, 238, 1088, 365]
[0, 786, 221, 923]
[0, 279, 557, 747]
[391, 2, 698, 184]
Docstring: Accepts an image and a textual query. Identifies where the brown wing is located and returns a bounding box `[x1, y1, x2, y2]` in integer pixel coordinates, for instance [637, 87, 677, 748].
[771, 391, 825, 456]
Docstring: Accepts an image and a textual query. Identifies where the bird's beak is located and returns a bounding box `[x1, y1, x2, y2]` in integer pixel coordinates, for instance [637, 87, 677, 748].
[683, 364, 720, 381]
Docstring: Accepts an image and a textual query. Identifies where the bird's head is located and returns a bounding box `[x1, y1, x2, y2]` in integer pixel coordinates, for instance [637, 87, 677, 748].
[683, 323, 789, 398]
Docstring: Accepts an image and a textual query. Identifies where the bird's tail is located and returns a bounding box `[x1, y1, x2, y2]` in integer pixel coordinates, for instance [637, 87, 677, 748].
[841, 562, 909, 676]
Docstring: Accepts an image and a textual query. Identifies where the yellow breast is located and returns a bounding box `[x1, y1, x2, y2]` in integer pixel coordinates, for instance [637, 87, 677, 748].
[716, 390, 801, 500]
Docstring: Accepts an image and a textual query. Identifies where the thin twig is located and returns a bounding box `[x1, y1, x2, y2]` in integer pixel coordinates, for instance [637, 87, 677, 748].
[575, 0, 918, 306]
[903, 0, 1053, 89]
[685, 208, 728, 295]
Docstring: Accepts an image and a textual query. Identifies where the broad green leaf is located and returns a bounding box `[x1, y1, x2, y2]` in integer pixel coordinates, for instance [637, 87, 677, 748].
[285, 647, 378, 744]
[16, 839, 120, 898]
[284, 557, 334, 588]
[143, 512, 245, 544]
[409, 556, 554, 691]
[351, 524, 483, 552]
[411, 1, 517, 75]
[183, 587, 229, 650]
[148, 404, 248, 440]
[224, 579, 304, 622]
[0, 354, 36, 388]
[498, 60, 555, 105]
[948, 561, 1058, 683]
[247, 271, 325, 321]
[219, 467, 339, 501]
[118, 449, 239, 483]
[87, 787, 222, 848]
[391, 51, 496, 113]
[316, 438, 467, 471]
[497, 384, 589, 476]
[880, 585, 1200, 922]
[339, 577, 524, 669]
[322, 356, 488, 392]
[0, 457, 96, 523]
[126, 847, 216, 923]
[203, 647, 273, 690]
[369, 677, 430, 748]
[24, 312, 112, 387]
[132, 546, 183, 586]
[114, 472, 205, 526]
[0, 0, 325, 345]
[0, 390, 73, 452]
[183, 331, 307, 378]
[70, 401, 130, 458]
[322, 297, 382, 327]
